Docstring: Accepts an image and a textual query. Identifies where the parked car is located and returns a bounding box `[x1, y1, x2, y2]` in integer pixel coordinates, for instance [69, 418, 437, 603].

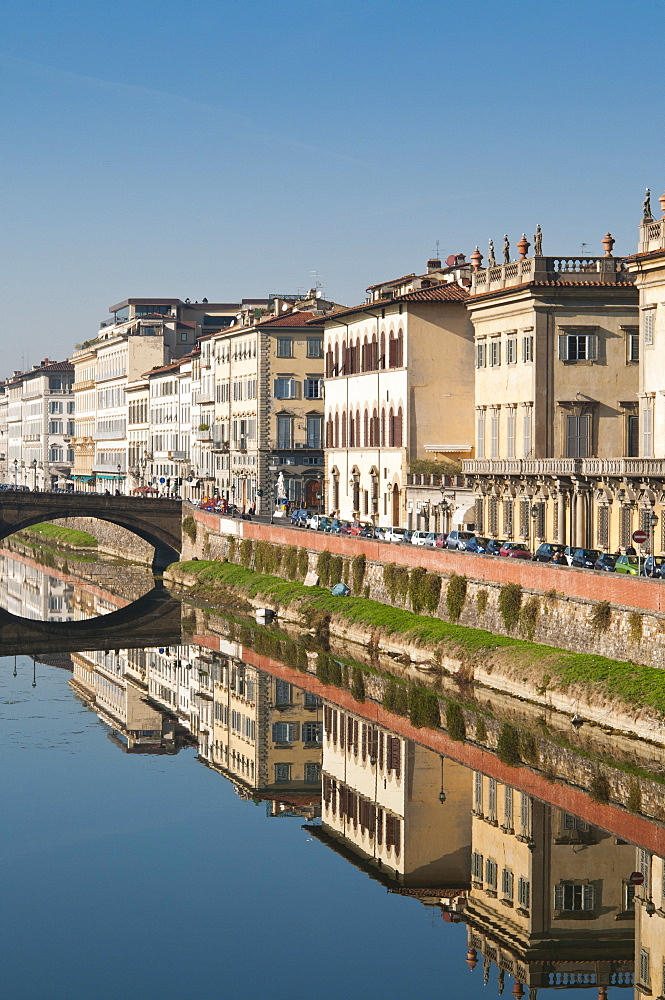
[594, 553, 618, 572]
[308, 514, 332, 531]
[348, 520, 373, 536]
[465, 536, 489, 554]
[563, 546, 577, 566]
[571, 548, 600, 569]
[384, 527, 409, 543]
[533, 542, 567, 563]
[402, 529, 415, 544]
[424, 532, 445, 548]
[499, 542, 532, 560]
[410, 530, 430, 546]
[446, 530, 476, 550]
[290, 508, 309, 527]
[485, 539, 505, 556]
[325, 518, 345, 534]
[434, 533, 448, 548]
[642, 555, 665, 578]
[615, 554, 640, 575]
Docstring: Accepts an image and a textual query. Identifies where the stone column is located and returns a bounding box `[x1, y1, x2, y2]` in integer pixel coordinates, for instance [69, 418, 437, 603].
[575, 490, 587, 548]
[556, 491, 567, 545]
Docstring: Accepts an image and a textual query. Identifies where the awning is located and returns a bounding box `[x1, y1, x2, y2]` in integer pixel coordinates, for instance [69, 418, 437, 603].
[451, 505, 475, 526]
[71, 475, 93, 481]
[95, 473, 125, 480]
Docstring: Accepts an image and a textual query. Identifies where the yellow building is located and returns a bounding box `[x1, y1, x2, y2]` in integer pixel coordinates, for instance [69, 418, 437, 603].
[464, 232, 640, 551]
[466, 771, 635, 998]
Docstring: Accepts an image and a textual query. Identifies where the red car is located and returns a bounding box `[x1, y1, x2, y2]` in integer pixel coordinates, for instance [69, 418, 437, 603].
[499, 542, 532, 560]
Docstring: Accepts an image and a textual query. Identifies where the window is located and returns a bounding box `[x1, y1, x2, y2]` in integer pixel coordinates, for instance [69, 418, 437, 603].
[522, 334, 533, 362]
[272, 722, 296, 743]
[490, 410, 499, 459]
[558, 332, 598, 361]
[520, 793, 532, 836]
[506, 408, 516, 459]
[307, 338, 323, 358]
[501, 868, 514, 900]
[306, 414, 322, 449]
[488, 778, 497, 820]
[628, 331, 639, 362]
[49, 401, 63, 414]
[275, 679, 292, 705]
[49, 447, 63, 462]
[627, 414, 639, 457]
[48, 420, 63, 434]
[477, 410, 486, 459]
[277, 416, 293, 449]
[304, 378, 323, 399]
[523, 406, 532, 457]
[304, 763, 321, 782]
[274, 377, 297, 399]
[476, 342, 487, 368]
[504, 786, 513, 828]
[643, 403, 654, 457]
[276, 338, 293, 358]
[485, 858, 498, 890]
[506, 337, 517, 364]
[275, 763, 291, 782]
[554, 882, 594, 911]
[474, 772, 483, 814]
[302, 721, 322, 743]
[490, 340, 501, 367]
[566, 414, 590, 458]
[472, 852, 483, 880]
[639, 949, 650, 987]
[644, 309, 655, 346]
[518, 877, 530, 909]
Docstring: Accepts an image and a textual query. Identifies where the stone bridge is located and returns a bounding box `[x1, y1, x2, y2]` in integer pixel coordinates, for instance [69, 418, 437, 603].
[0, 583, 183, 657]
[0, 493, 182, 571]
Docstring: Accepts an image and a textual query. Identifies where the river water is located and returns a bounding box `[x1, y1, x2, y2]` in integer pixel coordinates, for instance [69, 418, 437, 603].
[0, 548, 653, 1000]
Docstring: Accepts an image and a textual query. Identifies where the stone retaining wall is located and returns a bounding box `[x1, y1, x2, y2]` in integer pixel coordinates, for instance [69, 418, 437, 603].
[53, 517, 154, 564]
[183, 506, 665, 669]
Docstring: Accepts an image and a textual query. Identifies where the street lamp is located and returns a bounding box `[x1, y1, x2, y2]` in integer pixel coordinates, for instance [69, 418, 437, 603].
[530, 503, 540, 555]
[31, 458, 37, 491]
[268, 460, 279, 523]
[116, 463, 122, 495]
[439, 486, 454, 534]
[649, 512, 659, 573]
[13, 458, 18, 488]
[439, 756, 446, 804]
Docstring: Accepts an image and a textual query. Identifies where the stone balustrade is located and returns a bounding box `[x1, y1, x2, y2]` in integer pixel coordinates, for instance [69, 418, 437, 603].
[471, 255, 627, 295]
[464, 457, 665, 478]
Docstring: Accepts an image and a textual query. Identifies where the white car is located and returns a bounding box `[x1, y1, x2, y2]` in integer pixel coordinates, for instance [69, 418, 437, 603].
[384, 527, 408, 543]
[410, 530, 430, 546]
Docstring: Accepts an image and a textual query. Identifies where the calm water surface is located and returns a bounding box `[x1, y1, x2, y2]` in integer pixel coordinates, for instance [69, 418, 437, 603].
[0, 549, 644, 1000]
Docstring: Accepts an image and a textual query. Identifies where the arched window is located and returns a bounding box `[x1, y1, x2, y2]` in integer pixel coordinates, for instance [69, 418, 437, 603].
[381, 408, 386, 446]
[326, 416, 333, 447]
[372, 407, 379, 446]
[380, 331, 386, 368]
[342, 339, 348, 374]
[362, 336, 369, 372]
[355, 337, 361, 373]
[396, 405, 403, 446]
[364, 409, 369, 446]
[388, 332, 396, 368]
[397, 329, 404, 367]
[388, 407, 395, 446]
[349, 411, 355, 447]
[334, 412, 339, 448]
[341, 411, 347, 448]
[334, 341, 339, 375]
[371, 334, 378, 370]
[356, 409, 361, 446]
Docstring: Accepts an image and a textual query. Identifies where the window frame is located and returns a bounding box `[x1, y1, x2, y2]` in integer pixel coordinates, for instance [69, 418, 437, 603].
[276, 337, 293, 358]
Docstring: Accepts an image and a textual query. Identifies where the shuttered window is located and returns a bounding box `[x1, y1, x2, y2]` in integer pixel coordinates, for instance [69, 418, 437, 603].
[472, 852, 484, 879]
[554, 882, 594, 911]
[640, 950, 650, 987]
[485, 858, 498, 889]
[504, 786, 513, 828]
[501, 869, 514, 900]
[518, 877, 530, 909]
[506, 408, 515, 458]
[643, 403, 654, 457]
[477, 411, 485, 459]
[566, 414, 590, 458]
[558, 333, 598, 361]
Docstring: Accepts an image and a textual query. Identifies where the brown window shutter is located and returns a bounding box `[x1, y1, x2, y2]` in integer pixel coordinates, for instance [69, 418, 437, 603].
[377, 808, 383, 845]
[378, 732, 384, 770]
[362, 724, 367, 761]
[340, 713, 346, 749]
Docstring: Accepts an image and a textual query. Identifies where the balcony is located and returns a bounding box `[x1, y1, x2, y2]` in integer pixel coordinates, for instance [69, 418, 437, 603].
[464, 457, 665, 478]
[638, 216, 665, 255]
[471, 255, 627, 296]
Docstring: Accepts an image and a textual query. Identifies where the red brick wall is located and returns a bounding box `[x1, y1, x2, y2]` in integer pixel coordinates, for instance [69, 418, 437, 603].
[193, 509, 665, 613]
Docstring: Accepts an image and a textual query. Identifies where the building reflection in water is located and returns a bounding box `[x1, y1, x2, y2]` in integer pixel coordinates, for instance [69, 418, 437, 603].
[0, 550, 74, 622]
[6, 550, 663, 997]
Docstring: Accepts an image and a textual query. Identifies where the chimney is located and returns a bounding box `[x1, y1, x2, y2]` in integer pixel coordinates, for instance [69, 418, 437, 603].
[41, 358, 49, 366]
[426, 258, 441, 273]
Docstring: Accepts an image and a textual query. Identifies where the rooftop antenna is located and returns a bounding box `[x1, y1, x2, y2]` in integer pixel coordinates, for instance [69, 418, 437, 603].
[309, 270, 325, 299]
[581, 242, 589, 255]
[431, 240, 442, 259]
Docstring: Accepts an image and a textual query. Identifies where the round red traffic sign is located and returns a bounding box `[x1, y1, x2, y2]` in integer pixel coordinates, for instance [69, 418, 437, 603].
[632, 530, 648, 544]
[629, 871, 645, 886]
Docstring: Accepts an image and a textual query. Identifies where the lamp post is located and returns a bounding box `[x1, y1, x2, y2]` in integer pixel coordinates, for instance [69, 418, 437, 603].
[650, 512, 659, 573]
[530, 503, 540, 556]
[439, 756, 446, 804]
[13, 458, 18, 488]
[31, 458, 37, 491]
[439, 487, 454, 534]
[268, 460, 279, 523]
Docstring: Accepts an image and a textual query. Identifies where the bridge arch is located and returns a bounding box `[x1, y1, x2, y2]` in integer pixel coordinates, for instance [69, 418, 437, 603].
[0, 494, 182, 572]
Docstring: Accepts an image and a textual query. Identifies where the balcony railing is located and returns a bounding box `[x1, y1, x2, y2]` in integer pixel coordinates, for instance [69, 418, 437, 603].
[471, 255, 628, 295]
[638, 217, 665, 255]
[464, 457, 665, 477]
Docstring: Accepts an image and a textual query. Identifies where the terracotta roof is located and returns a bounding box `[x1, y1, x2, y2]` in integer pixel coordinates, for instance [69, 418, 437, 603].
[468, 278, 636, 302]
[366, 272, 417, 290]
[623, 248, 665, 262]
[316, 283, 469, 322]
[256, 310, 325, 328]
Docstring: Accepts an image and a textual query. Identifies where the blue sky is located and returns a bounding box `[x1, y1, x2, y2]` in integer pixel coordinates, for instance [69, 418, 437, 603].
[2, 0, 664, 370]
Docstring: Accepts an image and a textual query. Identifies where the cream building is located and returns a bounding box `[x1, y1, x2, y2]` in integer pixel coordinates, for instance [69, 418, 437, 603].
[633, 847, 665, 1000]
[466, 771, 635, 998]
[464, 234, 639, 551]
[197, 300, 329, 511]
[322, 259, 474, 526]
[320, 703, 472, 887]
[4, 359, 75, 490]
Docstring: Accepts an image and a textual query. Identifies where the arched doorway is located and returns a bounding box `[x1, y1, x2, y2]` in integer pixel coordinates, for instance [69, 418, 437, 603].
[305, 478, 321, 511]
[392, 484, 400, 526]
